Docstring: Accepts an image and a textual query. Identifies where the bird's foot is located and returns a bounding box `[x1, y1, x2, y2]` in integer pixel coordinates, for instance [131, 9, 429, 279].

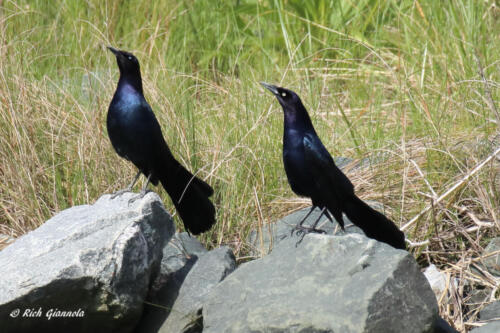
[291, 225, 326, 246]
[127, 189, 152, 205]
[110, 188, 132, 199]
[291, 225, 326, 236]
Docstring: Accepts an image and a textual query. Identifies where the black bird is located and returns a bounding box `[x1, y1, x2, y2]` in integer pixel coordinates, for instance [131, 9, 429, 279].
[107, 47, 215, 235]
[261, 82, 405, 250]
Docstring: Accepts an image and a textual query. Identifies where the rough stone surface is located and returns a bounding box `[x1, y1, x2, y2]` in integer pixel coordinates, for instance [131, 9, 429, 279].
[424, 264, 458, 305]
[151, 231, 209, 297]
[248, 202, 385, 256]
[136, 232, 208, 333]
[483, 238, 500, 276]
[159, 246, 236, 333]
[333, 156, 356, 169]
[468, 288, 492, 306]
[160, 232, 208, 277]
[424, 264, 447, 299]
[0, 192, 174, 333]
[471, 321, 500, 333]
[480, 301, 500, 321]
[204, 233, 438, 333]
[333, 155, 387, 171]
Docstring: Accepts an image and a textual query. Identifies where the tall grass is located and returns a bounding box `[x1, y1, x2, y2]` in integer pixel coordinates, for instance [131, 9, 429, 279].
[0, 1, 499, 328]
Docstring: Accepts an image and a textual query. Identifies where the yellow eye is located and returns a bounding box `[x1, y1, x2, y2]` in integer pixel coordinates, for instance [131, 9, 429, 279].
[281, 92, 287, 97]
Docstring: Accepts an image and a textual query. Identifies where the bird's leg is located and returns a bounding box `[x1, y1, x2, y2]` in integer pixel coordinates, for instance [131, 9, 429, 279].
[128, 173, 152, 205]
[111, 171, 141, 199]
[290, 206, 316, 236]
[324, 210, 334, 223]
[308, 207, 329, 232]
[294, 207, 328, 242]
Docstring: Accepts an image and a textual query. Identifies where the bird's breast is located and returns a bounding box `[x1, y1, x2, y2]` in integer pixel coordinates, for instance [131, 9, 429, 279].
[282, 130, 311, 197]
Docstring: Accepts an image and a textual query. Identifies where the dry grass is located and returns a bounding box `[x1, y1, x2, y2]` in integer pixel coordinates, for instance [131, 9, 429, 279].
[0, 1, 499, 331]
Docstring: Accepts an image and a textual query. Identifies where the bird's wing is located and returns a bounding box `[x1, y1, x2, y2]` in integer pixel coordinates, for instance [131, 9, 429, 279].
[303, 135, 405, 249]
[303, 133, 354, 195]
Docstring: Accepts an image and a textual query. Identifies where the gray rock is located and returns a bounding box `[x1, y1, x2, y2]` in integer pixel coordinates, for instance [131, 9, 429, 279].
[334, 152, 392, 171]
[480, 301, 500, 321]
[483, 238, 500, 276]
[248, 202, 386, 257]
[0, 192, 174, 333]
[333, 156, 355, 169]
[159, 246, 236, 333]
[471, 321, 500, 333]
[160, 232, 208, 277]
[467, 288, 492, 306]
[424, 264, 458, 304]
[453, 135, 500, 160]
[333, 155, 387, 171]
[204, 233, 438, 333]
[136, 232, 208, 332]
[424, 264, 447, 299]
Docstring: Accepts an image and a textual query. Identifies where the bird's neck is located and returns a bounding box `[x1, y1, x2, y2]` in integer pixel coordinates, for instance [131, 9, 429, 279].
[283, 102, 315, 133]
[117, 72, 143, 96]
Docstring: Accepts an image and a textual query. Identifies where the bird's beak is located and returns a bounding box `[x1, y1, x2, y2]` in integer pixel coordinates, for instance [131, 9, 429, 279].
[260, 82, 279, 95]
[107, 46, 120, 56]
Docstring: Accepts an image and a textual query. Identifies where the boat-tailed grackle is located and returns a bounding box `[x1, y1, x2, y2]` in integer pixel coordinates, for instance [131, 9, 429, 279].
[107, 47, 215, 235]
[261, 82, 405, 249]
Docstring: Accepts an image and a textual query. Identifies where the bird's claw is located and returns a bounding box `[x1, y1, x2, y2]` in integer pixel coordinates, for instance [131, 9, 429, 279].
[295, 233, 306, 246]
[127, 189, 152, 205]
[296, 228, 325, 246]
[291, 225, 327, 246]
[291, 225, 326, 236]
[110, 188, 132, 199]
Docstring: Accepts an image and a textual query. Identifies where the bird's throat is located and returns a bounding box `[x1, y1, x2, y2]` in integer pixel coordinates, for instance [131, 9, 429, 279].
[118, 73, 143, 95]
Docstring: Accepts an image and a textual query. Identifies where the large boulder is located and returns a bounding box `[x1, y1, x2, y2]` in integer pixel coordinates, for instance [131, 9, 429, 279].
[203, 233, 438, 333]
[0, 192, 174, 333]
[136, 232, 209, 332]
[152, 232, 209, 299]
[160, 232, 208, 275]
[158, 246, 236, 333]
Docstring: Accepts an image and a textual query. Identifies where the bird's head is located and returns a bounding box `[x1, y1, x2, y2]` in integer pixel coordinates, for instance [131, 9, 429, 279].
[260, 82, 313, 128]
[260, 82, 301, 110]
[107, 46, 141, 77]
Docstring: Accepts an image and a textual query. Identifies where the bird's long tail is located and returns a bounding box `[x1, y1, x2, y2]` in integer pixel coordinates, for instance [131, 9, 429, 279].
[159, 161, 216, 235]
[341, 195, 406, 250]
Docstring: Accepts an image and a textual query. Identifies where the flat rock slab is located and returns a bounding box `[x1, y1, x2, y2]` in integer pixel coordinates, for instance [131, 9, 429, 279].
[248, 203, 386, 256]
[0, 192, 174, 333]
[204, 233, 438, 333]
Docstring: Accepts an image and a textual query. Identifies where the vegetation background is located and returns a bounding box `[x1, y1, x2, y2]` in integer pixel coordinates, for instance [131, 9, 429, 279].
[0, 0, 498, 330]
